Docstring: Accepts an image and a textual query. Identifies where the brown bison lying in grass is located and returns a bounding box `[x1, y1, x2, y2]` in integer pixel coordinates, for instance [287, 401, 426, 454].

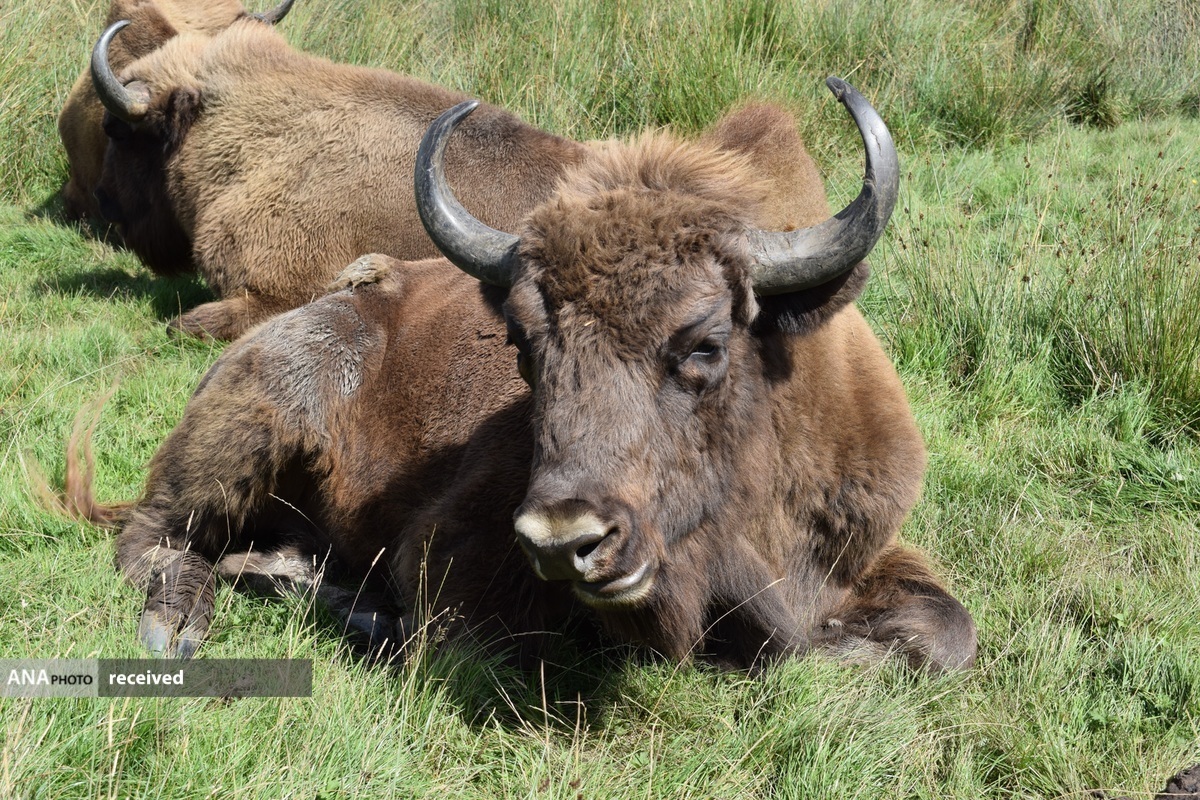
[67, 79, 978, 673]
[88, 14, 585, 340]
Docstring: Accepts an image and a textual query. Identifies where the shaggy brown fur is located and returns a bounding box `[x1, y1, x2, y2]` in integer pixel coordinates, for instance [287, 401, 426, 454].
[72, 103, 977, 672]
[57, 0, 255, 225]
[93, 20, 586, 340]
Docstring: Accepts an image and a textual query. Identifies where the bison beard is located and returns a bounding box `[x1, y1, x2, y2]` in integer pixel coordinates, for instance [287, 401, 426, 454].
[70, 85, 977, 674]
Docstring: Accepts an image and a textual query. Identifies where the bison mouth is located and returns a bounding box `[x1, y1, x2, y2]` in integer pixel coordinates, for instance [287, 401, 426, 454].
[572, 562, 655, 608]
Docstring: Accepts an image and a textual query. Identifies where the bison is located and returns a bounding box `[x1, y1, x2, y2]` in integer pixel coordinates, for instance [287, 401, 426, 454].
[88, 15, 586, 340]
[73, 78, 977, 673]
[57, 0, 295, 224]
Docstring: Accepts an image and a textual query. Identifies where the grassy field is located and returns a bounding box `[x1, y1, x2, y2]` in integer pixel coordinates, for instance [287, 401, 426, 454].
[2, 0, 1199, 797]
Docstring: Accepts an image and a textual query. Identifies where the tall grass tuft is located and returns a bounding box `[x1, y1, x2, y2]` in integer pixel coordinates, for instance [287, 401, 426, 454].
[4, 0, 1200, 208]
[881, 119, 1200, 437]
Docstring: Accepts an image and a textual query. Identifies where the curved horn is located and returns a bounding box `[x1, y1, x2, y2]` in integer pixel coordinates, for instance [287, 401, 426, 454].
[414, 101, 520, 288]
[746, 76, 899, 295]
[91, 20, 151, 124]
[251, 0, 296, 24]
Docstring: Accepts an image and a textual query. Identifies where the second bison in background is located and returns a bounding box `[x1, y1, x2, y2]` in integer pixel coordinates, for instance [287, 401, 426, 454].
[83, 79, 977, 673]
[90, 16, 585, 340]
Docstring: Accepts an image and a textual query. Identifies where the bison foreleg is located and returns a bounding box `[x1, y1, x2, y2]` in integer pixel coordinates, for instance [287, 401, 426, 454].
[706, 548, 811, 669]
[215, 545, 324, 597]
[315, 584, 412, 659]
[816, 545, 977, 673]
[216, 546, 410, 658]
[114, 395, 311, 655]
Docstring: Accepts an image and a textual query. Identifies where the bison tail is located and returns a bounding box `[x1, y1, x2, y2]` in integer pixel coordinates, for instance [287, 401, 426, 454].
[36, 387, 133, 529]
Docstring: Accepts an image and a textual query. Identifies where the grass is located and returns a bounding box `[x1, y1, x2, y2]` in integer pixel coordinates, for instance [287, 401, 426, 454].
[1, 0, 1199, 797]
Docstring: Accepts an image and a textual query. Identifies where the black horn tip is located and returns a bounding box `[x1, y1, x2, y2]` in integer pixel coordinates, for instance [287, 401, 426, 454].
[91, 19, 131, 71]
[416, 101, 481, 176]
[747, 76, 899, 296]
[445, 100, 482, 127]
[824, 76, 872, 116]
[416, 101, 481, 187]
[825, 75, 848, 97]
[251, 0, 297, 25]
[105, 18, 131, 37]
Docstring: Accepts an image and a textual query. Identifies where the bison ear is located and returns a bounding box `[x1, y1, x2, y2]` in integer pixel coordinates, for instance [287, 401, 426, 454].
[160, 87, 202, 153]
[751, 261, 869, 337]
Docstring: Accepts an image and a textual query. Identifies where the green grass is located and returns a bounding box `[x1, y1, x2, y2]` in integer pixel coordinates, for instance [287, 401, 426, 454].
[2, 0, 1199, 797]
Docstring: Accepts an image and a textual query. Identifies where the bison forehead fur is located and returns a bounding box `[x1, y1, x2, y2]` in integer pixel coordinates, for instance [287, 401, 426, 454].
[92, 105, 976, 674]
[515, 135, 767, 342]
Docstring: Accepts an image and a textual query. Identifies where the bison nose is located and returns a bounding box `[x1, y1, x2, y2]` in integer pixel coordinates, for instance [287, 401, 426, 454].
[513, 501, 615, 582]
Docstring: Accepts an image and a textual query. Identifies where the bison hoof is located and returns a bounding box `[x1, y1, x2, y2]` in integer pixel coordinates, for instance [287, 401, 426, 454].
[327, 254, 393, 292]
[138, 553, 216, 658]
[344, 607, 399, 645]
[341, 609, 414, 665]
[137, 608, 207, 658]
[314, 583, 408, 657]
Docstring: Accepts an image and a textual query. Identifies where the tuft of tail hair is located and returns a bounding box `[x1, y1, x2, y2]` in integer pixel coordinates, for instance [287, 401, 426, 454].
[30, 386, 133, 529]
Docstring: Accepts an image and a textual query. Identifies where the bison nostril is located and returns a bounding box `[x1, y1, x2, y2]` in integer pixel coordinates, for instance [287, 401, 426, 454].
[575, 525, 617, 563]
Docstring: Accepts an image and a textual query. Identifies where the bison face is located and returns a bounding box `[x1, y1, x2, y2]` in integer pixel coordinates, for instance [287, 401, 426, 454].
[413, 82, 899, 613]
[89, 21, 208, 275]
[94, 109, 196, 275]
[504, 187, 767, 610]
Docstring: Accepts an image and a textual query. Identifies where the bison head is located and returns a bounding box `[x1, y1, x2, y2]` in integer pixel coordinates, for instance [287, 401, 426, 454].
[414, 81, 898, 618]
[86, 6, 294, 273]
[60, 1, 176, 221]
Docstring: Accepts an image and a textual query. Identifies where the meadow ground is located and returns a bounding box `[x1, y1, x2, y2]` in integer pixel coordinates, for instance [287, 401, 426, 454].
[1, 0, 1198, 797]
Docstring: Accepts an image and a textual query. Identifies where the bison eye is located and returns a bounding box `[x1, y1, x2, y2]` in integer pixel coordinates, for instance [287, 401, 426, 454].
[684, 338, 727, 369]
[671, 334, 729, 394]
